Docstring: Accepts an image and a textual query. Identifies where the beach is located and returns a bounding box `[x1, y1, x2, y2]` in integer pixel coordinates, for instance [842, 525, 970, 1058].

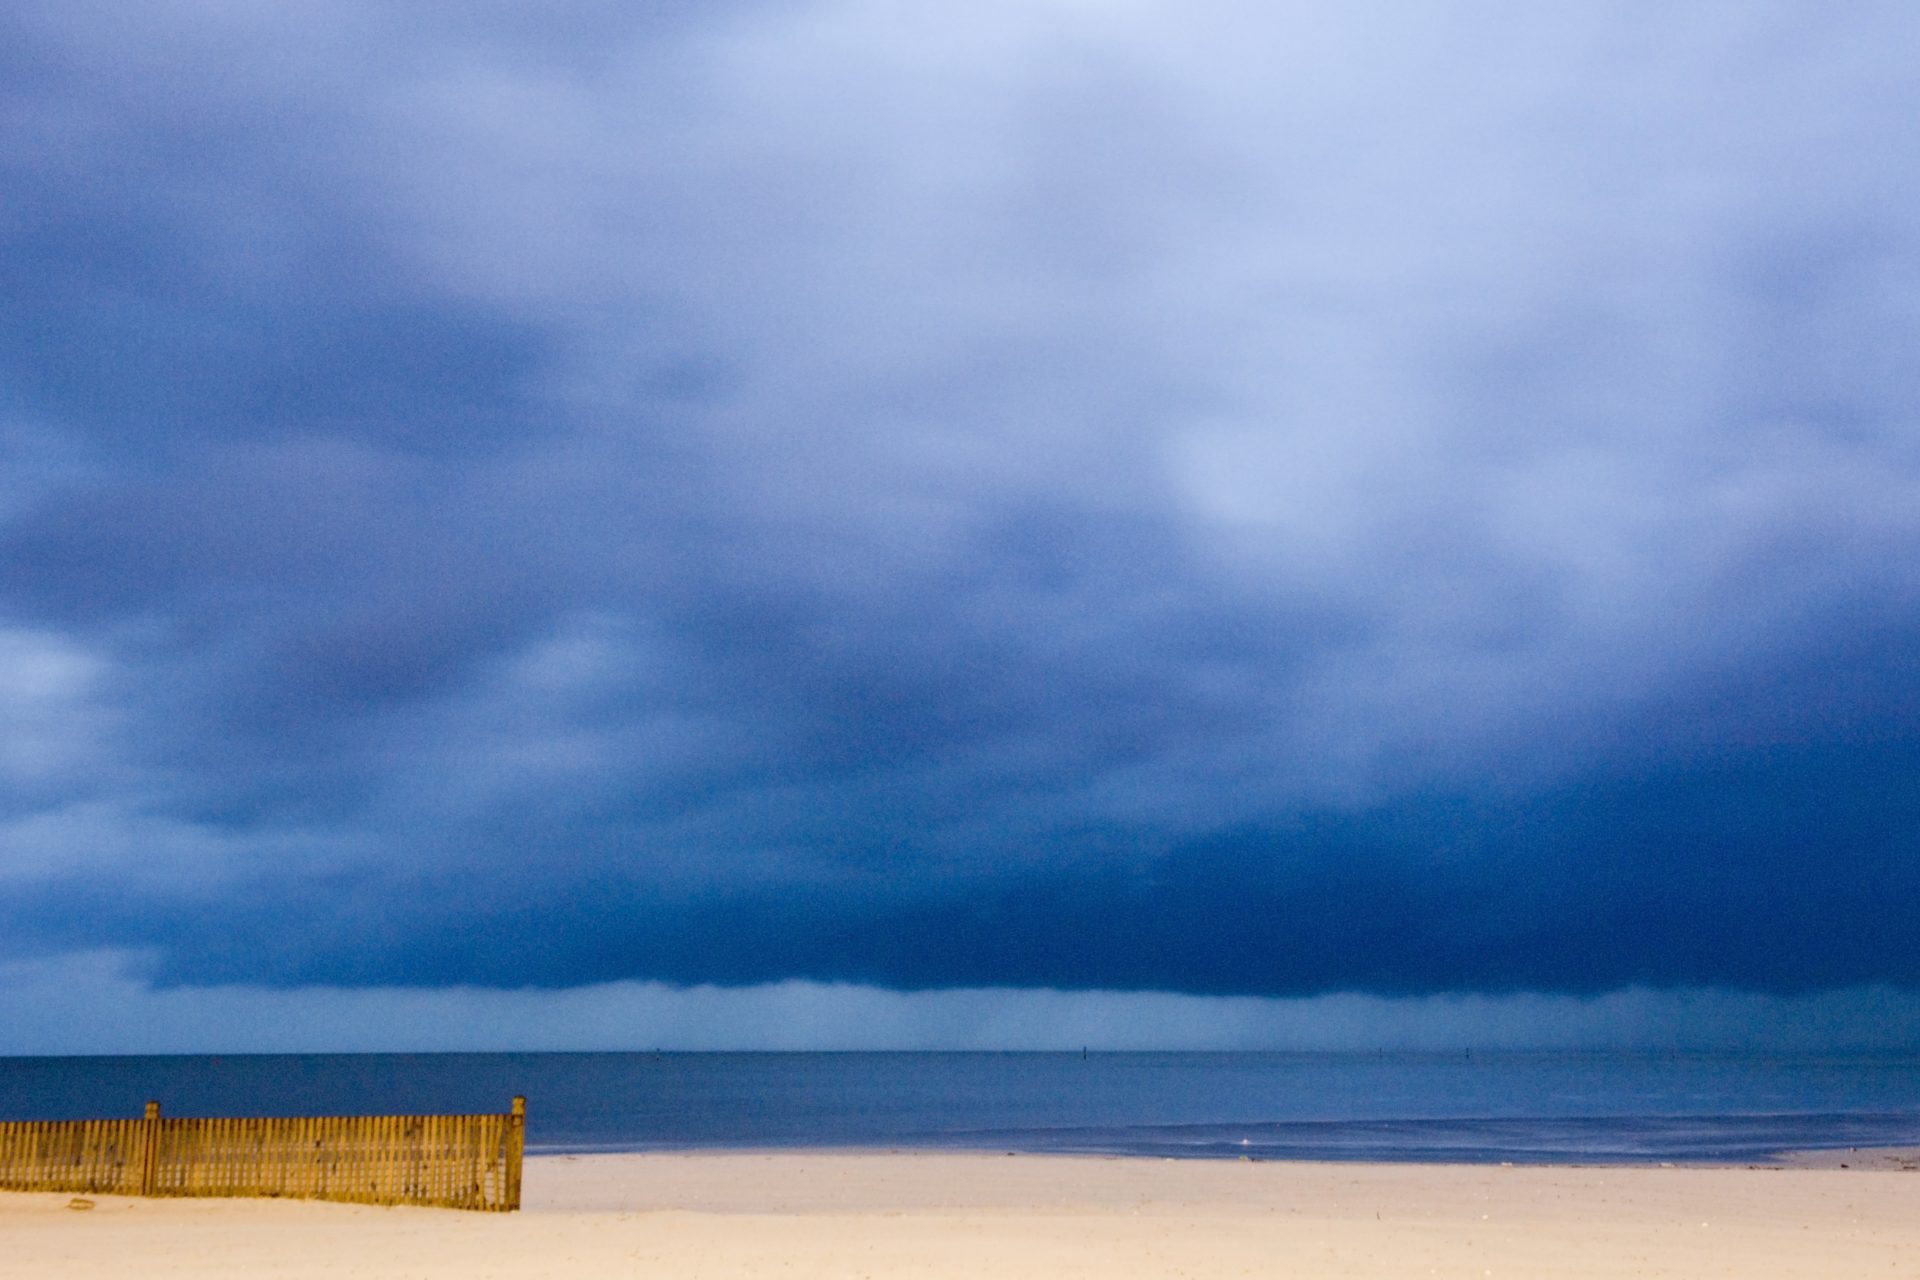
[5, 1150, 1918, 1278]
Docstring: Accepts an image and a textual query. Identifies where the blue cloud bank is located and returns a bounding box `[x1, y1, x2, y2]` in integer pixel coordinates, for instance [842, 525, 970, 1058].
[2, 2, 1917, 1022]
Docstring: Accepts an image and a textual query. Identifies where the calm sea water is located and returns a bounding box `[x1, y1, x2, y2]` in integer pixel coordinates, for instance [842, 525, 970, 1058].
[4, 1052, 1918, 1164]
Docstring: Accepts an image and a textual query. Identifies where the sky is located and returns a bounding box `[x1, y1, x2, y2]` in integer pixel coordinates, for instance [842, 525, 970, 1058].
[2, 1, 1918, 1053]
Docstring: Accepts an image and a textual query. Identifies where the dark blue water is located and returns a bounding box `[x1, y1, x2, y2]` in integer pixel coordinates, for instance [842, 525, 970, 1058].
[4, 1052, 1917, 1164]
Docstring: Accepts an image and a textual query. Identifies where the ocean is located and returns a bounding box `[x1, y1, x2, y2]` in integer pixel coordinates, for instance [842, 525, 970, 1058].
[4, 1051, 1918, 1164]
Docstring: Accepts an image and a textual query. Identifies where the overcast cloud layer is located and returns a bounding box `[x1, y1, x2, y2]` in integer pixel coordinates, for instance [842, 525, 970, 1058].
[3, 2, 1918, 1043]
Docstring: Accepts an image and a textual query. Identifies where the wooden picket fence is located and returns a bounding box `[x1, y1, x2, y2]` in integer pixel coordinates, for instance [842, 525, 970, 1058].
[0, 1098, 524, 1211]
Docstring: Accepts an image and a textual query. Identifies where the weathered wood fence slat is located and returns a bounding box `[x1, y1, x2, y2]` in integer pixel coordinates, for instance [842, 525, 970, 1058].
[0, 1097, 524, 1211]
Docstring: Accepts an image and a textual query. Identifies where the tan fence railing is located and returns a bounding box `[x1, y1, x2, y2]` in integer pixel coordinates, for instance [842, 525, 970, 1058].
[0, 1098, 524, 1211]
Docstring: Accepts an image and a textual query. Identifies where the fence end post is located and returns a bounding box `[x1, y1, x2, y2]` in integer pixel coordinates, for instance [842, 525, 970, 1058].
[505, 1097, 525, 1211]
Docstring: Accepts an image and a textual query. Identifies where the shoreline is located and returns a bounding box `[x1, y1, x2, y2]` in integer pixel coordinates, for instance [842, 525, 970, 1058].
[8, 1149, 1918, 1277]
[527, 1141, 1920, 1170]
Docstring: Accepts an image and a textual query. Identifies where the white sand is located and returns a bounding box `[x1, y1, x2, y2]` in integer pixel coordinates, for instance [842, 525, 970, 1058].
[6, 1150, 1918, 1277]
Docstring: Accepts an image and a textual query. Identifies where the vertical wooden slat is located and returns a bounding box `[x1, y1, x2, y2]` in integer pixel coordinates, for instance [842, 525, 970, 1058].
[416, 1116, 429, 1202]
[140, 1105, 159, 1205]
[422, 1115, 435, 1205]
[381, 1115, 394, 1202]
[303, 1114, 314, 1200]
[470, 1114, 483, 1209]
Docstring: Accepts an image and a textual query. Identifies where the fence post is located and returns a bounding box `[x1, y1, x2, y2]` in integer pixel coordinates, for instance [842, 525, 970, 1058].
[139, 1101, 161, 1196]
[505, 1097, 525, 1211]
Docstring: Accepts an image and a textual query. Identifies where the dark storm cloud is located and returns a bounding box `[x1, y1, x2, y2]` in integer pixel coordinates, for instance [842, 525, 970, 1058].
[20, 679, 1920, 998]
[2, 1, 1918, 1005]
